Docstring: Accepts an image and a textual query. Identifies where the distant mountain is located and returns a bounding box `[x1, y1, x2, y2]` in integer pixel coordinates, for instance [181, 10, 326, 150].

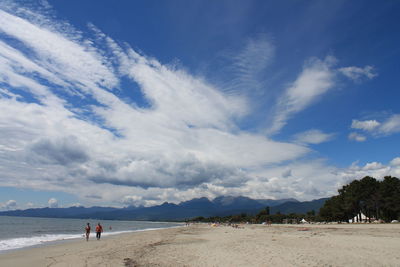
[0, 206, 119, 218]
[86, 196, 266, 221]
[211, 196, 265, 215]
[0, 196, 328, 221]
[255, 198, 299, 207]
[270, 198, 329, 215]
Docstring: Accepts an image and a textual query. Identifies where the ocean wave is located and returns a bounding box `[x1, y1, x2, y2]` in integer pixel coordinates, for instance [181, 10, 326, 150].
[0, 234, 80, 252]
[0, 226, 181, 252]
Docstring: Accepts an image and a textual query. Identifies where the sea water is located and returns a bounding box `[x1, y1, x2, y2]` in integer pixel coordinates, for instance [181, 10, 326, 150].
[0, 216, 181, 253]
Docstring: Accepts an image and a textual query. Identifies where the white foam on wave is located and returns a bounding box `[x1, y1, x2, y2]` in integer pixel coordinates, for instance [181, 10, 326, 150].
[0, 234, 80, 252]
[0, 225, 182, 252]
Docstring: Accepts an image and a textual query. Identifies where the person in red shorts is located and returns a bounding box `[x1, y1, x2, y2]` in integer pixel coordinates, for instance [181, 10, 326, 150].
[96, 223, 103, 240]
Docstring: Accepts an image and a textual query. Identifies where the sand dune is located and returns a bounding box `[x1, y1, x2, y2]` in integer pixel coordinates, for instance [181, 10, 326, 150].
[1, 223, 399, 266]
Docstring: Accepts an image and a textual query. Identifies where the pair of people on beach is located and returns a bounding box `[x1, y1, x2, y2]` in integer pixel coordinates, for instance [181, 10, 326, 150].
[85, 222, 103, 241]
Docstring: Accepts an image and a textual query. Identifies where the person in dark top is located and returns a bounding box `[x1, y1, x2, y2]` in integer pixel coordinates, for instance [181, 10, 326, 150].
[96, 223, 103, 240]
[85, 223, 91, 241]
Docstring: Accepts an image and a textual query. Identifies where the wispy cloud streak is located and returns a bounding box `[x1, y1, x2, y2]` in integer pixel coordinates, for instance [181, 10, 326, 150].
[268, 57, 336, 134]
[0, 2, 387, 206]
[0, 5, 311, 205]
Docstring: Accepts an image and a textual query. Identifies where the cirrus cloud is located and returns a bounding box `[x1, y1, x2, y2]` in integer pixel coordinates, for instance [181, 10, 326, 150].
[0, 3, 311, 205]
[0, 2, 387, 206]
[268, 56, 336, 135]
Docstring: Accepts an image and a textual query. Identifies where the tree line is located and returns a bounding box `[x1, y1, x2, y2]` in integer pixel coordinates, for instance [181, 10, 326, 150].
[319, 176, 400, 222]
[189, 209, 319, 224]
[189, 176, 400, 224]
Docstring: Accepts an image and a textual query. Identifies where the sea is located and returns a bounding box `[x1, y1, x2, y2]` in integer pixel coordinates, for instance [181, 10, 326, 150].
[0, 216, 182, 253]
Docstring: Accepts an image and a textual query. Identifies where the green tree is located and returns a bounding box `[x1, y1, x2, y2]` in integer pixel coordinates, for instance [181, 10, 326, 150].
[379, 176, 400, 221]
[358, 176, 380, 222]
[265, 206, 270, 215]
[320, 176, 400, 222]
[320, 194, 347, 222]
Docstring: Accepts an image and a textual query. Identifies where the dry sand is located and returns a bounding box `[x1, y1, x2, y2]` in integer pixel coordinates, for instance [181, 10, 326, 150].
[0, 223, 399, 266]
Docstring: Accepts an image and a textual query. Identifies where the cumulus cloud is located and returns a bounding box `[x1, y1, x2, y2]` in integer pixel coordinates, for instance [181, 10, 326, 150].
[0, 199, 17, 210]
[281, 169, 292, 178]
[363, 162, 384, 171]
[390, 157, 400, 166]
[48, 198, 58, 208]
[29, 136, 89, 165]
[69, 203, 83, 207]
[293, 129, 334, 145]
[338, 160, 399, 185]
[348, 132, 367, 142]
[122, 195, 143, 207]
[244, 160, 343, 200]
[350, 114, 400, 139]
[351, 119, 380, 131]
[339, 65, 377, 81]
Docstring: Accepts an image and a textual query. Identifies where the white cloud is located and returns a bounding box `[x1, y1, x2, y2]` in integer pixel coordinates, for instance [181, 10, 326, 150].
[268, 56, 336, 134]
[48, 198, 58, 208]
[351, 119, 380, 131]
[379, 114, 400, 135]
[69, 203, 83, 207]
[0, 9, 118, 92]
[350, 114, 400, 138]
[363, 162, 384, 171]
[122, 195, 143, 207]
[281, 169, 292, 178]
[337, 160, 397, 185]
[348, 132, 367, 142]
[293, 129, 334, 145]
[0, 3, 390, 206]
[222, 35, 275, 95]
[0, 199, 17, 210]
[0, 5, 312, 205]
[244, 160, 341, 200]
[339, 65, 377, 81]
[390, 157, 400, 166]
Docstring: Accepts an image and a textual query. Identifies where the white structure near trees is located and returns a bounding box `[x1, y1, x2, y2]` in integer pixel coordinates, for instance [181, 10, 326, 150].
[349, 212, 372, 223]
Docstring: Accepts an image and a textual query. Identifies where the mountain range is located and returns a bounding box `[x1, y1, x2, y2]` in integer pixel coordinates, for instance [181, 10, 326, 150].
[0, 196, 328, 221]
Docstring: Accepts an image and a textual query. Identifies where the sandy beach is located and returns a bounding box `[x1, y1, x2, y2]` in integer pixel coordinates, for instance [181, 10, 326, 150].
[1, 223, 399, 267]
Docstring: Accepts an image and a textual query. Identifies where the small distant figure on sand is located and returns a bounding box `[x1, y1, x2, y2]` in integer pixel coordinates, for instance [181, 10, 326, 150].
[96, 223, 103, 240]
[85, 223, 91, 241]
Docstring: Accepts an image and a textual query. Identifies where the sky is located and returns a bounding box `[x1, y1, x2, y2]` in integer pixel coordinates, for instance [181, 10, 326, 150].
[0, 0, 400, 210]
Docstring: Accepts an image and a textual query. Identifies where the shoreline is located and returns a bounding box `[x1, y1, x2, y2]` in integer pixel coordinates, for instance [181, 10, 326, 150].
[0, 224, 183, 255]
[0, 225, 186, 267]
[1, 223, 399, 266]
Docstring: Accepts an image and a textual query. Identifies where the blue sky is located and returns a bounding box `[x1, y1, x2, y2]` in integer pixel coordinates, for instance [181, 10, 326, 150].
[0, 0, 399, 209]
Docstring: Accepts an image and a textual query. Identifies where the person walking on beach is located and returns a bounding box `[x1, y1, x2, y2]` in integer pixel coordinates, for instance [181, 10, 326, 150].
[96, 223, 103, 240]
[85, 223, 91, 241]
